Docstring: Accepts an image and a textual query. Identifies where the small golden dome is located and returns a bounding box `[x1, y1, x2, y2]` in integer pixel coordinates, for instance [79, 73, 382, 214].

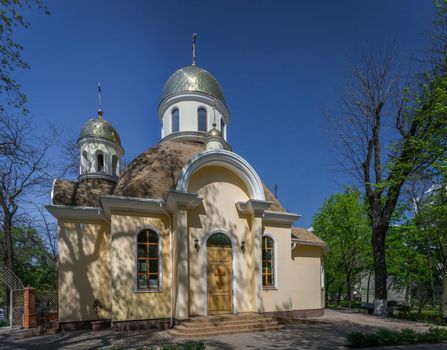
[79, 116, 121, 145]
[207, 127, 221, 138]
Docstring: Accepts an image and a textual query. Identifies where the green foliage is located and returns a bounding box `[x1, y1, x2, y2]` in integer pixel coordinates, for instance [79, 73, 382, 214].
[160, 345, 181, 350]
[312, 187, 371, 303]
[155, 342, 206, 350]
[0, 0, 49, 112]
[183, 341, 205, 350]
[11, 226, 56, 290]
[346, 327, 447, 347]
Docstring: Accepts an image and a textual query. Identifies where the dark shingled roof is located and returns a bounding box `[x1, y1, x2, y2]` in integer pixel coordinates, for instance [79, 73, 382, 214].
[291, 227, 327, 247]
[53, 139, 285, 212]
[52, 178, 115, 207]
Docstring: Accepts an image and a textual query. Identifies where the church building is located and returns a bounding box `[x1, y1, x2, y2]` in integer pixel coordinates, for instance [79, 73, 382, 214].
[46, 39, 327, 331]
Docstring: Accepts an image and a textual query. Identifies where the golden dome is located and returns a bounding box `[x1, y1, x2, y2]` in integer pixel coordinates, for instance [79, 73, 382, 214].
[79, 116, 121, 145]
[161, 65, 226, 104]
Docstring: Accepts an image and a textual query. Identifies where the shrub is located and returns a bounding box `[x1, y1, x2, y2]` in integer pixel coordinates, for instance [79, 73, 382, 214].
[183, 341, 205, 350]
[161, 345, 181, 350]
[346, 327, 447, 348]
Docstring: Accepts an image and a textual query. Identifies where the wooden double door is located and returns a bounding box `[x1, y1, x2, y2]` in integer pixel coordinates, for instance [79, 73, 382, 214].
[206, 244, 233, 315]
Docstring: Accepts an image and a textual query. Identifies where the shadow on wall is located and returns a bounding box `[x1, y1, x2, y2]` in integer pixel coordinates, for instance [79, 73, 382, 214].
[187, 166, 255, 315]
[59, 222, 110, 322]
[110, 214, 170, 321]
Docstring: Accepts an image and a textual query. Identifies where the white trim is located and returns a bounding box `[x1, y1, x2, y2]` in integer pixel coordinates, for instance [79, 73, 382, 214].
[262, 233, 278, 289]
[134, 226, 163, 293]
[321, 259, 325, 289]
[176, 150, 266, 201]
[197, 105, 208, 132]
[158, 91, 230, 125]
[291, 239, 329, 252]
[263, 210, 301, 225]
[45, 205, 107, 221]
[50, 179, 56, 205]
[101, 195, 164, 216]
[203, 229, 238, 316]
[171, 107, 179, 133]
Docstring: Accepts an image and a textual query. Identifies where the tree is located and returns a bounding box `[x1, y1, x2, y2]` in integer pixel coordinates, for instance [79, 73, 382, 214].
[313, 187, 371, 309]
[0, 115, 55, 273]
[414, 178, 447, 317]
[328, 38, 447, 314]
[0, 0, 49, 113]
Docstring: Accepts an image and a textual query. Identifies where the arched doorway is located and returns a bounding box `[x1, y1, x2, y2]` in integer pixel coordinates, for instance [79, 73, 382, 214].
[206, 232, 233, 315]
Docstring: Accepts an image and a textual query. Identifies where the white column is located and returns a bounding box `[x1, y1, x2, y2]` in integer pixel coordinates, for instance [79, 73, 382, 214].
[174, 206, 189, 320]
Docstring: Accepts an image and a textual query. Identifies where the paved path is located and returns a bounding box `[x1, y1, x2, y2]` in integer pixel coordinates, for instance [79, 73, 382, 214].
[0, 310, 446, 349]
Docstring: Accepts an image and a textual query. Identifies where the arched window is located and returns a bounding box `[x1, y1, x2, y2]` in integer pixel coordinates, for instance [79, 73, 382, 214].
[198, 107, 207, 132]
[262, 236, 275, 288]
[171, 108, 179, 133]
[97, 153, 104, 172]
[137, 229, 160, 290]
[220, 119, 226, 137]
[112, 155, 118, 176]
[82, 151, 89, 173]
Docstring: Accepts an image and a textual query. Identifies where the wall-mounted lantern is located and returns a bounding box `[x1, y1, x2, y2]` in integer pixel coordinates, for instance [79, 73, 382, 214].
[241, 240, 246, 253]
[194, 239, 200, 252]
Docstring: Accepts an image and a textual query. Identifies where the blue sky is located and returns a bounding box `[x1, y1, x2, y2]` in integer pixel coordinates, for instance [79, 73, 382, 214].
[16, 0, 435, 227]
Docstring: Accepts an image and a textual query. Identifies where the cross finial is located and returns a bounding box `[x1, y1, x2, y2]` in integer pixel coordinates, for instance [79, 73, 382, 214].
[192, 33, 197, 66]
[274, 184, 279, 199]
[97, 82, 103, 118]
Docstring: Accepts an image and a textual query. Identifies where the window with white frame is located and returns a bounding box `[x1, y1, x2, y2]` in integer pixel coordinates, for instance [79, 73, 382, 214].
[198, 107, 207, 131]
[171, 108, 179, 133]
[262, 236, 275, 288]
[136, 229, 161, 290]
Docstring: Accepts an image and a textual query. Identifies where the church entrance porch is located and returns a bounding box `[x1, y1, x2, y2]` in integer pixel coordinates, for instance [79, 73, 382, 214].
[206, 233, 233, 315]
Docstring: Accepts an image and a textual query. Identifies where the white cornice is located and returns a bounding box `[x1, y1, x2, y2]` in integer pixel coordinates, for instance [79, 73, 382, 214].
[263, 210, 301, 225]
[292, 239, 329, 252]
[45, 205, 107, 221]
[236, 200, 273, 216]
[101, 195, 165, 216]
[165, 190, 203, 213]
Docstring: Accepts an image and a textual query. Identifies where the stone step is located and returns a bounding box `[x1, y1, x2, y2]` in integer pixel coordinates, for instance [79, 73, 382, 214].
[179, 317, 275, 328]
[174, 320, 281, 333]
[170, 323, 284, 338]
[184, 313, 269, 324]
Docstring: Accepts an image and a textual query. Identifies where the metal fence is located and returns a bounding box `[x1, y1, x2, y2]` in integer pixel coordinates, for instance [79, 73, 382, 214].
[10, 289, 24, 328]
[35, 290, 58, 331]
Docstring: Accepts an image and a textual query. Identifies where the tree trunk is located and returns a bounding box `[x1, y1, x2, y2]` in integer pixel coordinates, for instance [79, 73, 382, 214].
[346, 273, 353, 310]
[426, 245, 436, 308]
[3, 212, 14, 273]
[366, 270, 371, 303]
[441, 266, 447, 318]
[404, 282, 410, 305]
[336, 286, 342, 305]
[372, 224, 388, 316]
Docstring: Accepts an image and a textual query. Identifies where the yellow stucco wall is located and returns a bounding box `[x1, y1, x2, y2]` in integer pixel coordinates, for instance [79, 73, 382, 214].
[187, 165, 255, 315]
[58, 220, 111, 323]
[110, 211, 171, 321]
[262, 224, 324, 312]
[291, 245, 323, 310]
[57, 166, 324, 324]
